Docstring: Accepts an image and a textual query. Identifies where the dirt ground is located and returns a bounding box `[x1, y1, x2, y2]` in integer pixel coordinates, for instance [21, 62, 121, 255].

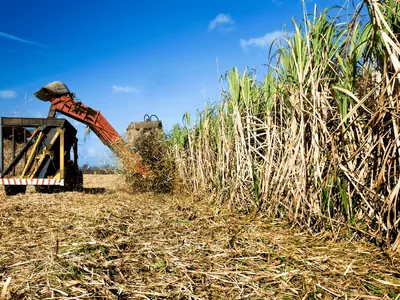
[0, 175, 399, 299]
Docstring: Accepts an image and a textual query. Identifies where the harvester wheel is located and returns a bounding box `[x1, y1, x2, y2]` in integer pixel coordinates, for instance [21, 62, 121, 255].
[64, 166, 83, 192]
[75, 170, 84, 192]
[4, 185, 26, 196]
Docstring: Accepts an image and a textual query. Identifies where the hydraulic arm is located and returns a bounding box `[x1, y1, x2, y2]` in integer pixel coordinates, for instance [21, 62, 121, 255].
[34, 81, 152, 175]
[44, 94, 120, 146]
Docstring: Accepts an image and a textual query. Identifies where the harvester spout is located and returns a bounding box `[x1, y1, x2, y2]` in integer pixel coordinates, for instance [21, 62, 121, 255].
[34, 81, 71, 102]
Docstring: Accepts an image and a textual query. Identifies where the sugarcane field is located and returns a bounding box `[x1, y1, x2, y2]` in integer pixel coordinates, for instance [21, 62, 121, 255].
[1, 0, 400, 299]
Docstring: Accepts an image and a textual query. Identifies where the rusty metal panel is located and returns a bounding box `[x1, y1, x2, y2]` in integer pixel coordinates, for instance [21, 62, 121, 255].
[1, 117, 77, 136]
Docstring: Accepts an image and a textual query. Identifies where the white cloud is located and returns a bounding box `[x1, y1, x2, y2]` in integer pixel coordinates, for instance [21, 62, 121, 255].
[112, 85, 139, 94]
[0, 32, 44, 47]
[0, 89, 16, 98]
[208, 13, 235, 31]
[240, 30, 287, 49]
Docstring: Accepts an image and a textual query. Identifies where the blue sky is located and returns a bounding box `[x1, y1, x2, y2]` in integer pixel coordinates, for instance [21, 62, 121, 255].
[0, 0, 347, 167]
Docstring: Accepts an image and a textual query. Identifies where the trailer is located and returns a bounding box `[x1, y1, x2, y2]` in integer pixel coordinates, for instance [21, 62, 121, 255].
[0, 117, 82, 195]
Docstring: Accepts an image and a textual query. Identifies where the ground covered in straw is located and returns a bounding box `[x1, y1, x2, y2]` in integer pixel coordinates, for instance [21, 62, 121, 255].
[0, 175, 399, 299]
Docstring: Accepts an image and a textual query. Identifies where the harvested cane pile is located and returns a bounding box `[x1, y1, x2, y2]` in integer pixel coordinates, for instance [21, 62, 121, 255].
[123, 126, 175, 193]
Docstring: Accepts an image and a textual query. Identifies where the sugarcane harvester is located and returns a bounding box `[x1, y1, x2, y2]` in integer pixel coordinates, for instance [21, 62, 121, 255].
[0, 81, 162, 196]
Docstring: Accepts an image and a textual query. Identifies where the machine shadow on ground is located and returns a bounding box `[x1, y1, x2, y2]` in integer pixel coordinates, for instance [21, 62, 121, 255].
[82, 187, 107, 194]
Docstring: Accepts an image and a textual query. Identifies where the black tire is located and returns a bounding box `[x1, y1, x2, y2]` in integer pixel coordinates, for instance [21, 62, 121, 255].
[75, 170, 84, 192]
[64, 167, 83, 192]
[4, 185, 26, 196]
